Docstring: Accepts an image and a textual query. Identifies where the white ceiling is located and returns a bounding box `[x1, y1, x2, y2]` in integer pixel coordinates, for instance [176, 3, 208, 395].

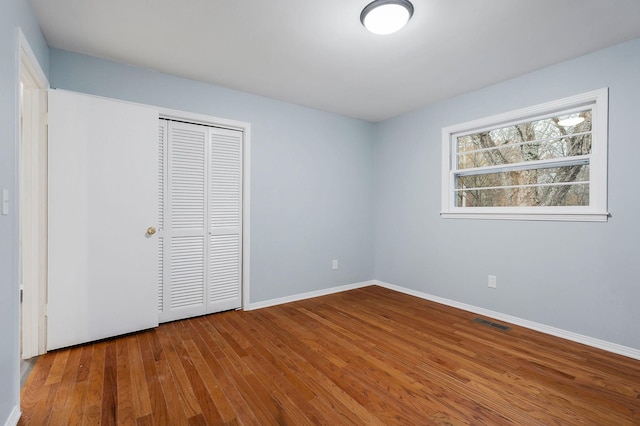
[30, 0, 640, 122]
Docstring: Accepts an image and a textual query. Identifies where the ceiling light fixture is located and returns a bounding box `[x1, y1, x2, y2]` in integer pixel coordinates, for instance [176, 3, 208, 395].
[361, 0, 414, 35]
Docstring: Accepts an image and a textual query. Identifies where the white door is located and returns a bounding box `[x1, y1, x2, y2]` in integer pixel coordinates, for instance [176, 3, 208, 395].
[159, 120, 242, 323]
[207, 126, 243, 313]
[159, 120, 208, 321]
[47, 90, 159, 351]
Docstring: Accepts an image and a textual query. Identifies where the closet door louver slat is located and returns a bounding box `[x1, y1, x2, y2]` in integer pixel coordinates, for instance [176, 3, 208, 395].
[170, 235, 205, 309]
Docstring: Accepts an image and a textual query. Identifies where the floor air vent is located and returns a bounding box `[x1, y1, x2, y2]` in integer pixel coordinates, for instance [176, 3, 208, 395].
[473, 317, 511, 331]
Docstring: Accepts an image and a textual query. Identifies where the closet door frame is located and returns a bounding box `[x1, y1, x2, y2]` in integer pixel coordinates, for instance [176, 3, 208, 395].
[159, 107, 251, 311]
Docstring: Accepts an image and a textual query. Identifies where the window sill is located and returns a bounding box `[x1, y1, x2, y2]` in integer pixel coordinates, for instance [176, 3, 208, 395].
[440, 211, 610, 222]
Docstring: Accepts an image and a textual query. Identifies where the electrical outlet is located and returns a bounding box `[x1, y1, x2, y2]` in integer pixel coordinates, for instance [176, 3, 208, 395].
[488, 275, 497, 289]
[332, 259, 338, 270]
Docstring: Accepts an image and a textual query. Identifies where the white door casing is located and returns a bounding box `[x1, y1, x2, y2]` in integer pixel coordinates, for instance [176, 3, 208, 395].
[47, 90, 159, 350]
[18, 28, 49, 359]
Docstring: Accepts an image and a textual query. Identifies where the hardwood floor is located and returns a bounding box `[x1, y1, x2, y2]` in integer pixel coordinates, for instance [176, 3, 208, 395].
[20, 286, 640, 425]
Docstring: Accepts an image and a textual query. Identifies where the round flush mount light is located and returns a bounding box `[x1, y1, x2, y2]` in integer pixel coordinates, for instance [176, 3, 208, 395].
[361, 0, 414, 35]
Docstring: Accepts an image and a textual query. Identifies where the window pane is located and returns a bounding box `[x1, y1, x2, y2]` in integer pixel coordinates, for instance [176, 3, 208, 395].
[455, 165, 589, 207]
[457, 110, 592, 170]
[456, 165, 589, 189]
[457, 135, 591, 169]
[456, 183, 589, 207]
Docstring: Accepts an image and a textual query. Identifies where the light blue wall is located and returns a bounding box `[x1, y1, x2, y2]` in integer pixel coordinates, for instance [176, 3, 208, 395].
[50, 48, 375, 303]
[2, 17, 638, 425]
[0, 0, 49, 422]
[374, 38, 640, 350]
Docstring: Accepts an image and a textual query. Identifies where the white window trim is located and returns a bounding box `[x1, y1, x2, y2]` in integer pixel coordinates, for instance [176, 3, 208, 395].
[441, 88, 609, 222]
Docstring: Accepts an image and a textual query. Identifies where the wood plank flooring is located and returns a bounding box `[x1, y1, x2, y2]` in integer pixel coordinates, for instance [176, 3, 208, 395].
[20, 286, 640, 425]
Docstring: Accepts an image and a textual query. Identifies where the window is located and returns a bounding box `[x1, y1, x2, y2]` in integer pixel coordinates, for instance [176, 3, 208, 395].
[441, 89, 608, 221]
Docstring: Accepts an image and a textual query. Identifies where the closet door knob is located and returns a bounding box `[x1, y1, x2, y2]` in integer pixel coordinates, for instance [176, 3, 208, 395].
[146, 226, 157, 236]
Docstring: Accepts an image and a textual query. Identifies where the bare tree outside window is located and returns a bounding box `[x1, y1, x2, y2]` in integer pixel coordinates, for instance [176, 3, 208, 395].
[455, 111, 591, 208]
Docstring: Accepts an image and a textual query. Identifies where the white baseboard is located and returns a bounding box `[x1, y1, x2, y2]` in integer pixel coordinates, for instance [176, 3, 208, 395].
[374, 280, 640, 361]
[4, 406, 20, 426]
[246, 280, 374, 311]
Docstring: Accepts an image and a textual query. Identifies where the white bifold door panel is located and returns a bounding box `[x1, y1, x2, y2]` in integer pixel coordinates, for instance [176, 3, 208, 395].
[47, 90, 159, 351]
[158, 120, 242, 323]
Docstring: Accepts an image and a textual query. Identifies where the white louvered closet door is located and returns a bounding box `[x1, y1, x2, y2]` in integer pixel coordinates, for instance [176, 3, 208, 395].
[159, 120, 242, 323]
[208, 127, 243, 313]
